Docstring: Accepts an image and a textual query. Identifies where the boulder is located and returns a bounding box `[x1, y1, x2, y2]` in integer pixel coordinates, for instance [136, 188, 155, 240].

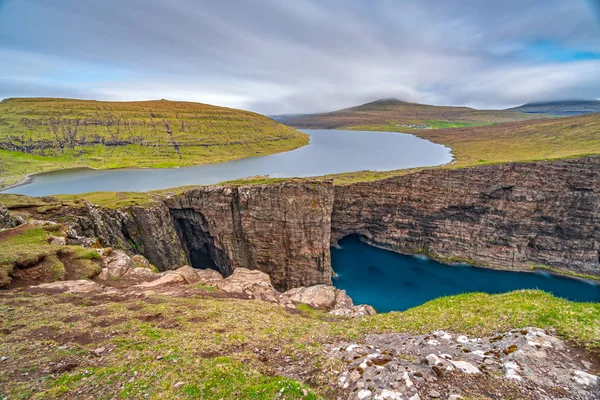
[329, 305, 376, 318]
[172, 265, 223, 284]
[33, 280, 103, 294]
[0, 205, 24, 229]
[131, 255, 153, 270]
[98, 250, 134, 280]
[284, 285, 356, 311]
[134, 272, 185, 288]
[214, 268, 280, 303]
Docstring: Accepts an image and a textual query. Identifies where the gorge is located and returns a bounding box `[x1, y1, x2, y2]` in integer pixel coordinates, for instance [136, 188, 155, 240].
[18, 154, 598, 296]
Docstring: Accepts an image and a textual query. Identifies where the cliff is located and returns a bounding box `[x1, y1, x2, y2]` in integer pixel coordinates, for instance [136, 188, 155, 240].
[332, 156, 600, 277]
[165, 181, 334, 291]
[4, 156, 598, 290]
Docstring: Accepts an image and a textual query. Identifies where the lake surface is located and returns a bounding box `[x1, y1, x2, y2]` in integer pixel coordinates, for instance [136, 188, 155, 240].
[332, 236, 600, 312]
[3, 129, 452, 196]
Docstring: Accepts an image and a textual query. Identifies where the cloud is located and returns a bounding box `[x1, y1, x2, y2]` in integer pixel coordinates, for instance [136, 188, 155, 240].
[0, 0, 599, 113]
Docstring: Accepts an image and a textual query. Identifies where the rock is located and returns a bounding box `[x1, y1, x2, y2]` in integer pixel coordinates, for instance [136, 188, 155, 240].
[332, 157, 600, 280]
[328, 328, 600, 400]
[99, 250, 135, 280]
[0, 205, 24, 229]
[134, 272, 185, 288]
[357, 389, 373, 399]
[92, 347, 106, 356]
[572, 370, 598, 386]
[131, 255, 153, 270]
[1, 356, 7, 362]
[284, 285, 338, 309]
[170, 265, 223, 284]
[449, 360, 480, 374]
[173, 382, 185, 389]
[48, 236, 67, 246]
[374, 389, 403, 400]
[32, 280, 103, 294]
[214, 268, 279, 303]
[329, 304, 377, 318]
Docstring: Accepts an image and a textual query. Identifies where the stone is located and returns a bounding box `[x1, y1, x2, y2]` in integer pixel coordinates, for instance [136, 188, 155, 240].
[449, 360, 480, 374]
[284, 285, 356, 310]
[131, 255, 153, 270]
[173, 382, 185, 389]
[428, 390, 441, 398]
[134, 272, 185, 288]
[572, 370, 598, 386]
[447, 395, 463, 400]
[172, 265, 223, 284]
[374, 389, 403, 400]
[1, 356, 7, 362]
[48, 236, 67, 246]
[33, 280, 103, 294]
[329, 304, 377, 318]
[357, 389, 373, 399]
[92, 347, 106, 356]
[99, 250, 135, 280]
[214, 268, 279, 303]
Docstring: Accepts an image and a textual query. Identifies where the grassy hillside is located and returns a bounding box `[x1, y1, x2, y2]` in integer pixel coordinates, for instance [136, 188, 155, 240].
[283, 98, 548, 129]
[0, 98, 309, 189]
[507, 100, 600, 116]
[323, 113, 600, 183]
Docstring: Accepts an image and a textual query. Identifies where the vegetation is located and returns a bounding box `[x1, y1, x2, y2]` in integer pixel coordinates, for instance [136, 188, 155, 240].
[0, 288, 597, 398]
[0, 98, 309, 189]
[283, 98, 547, 129]
[0, 224, 102, 288]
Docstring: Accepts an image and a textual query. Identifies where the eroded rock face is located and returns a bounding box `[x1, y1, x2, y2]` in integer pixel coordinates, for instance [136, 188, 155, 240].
[329, 328, 599, 399]
[333, 156, 600, 278]
[0, 205, 24, 229]
[166, 181, 335, 290]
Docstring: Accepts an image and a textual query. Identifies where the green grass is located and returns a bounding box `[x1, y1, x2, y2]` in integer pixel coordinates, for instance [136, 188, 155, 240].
[0, 98, 309, 189]
[0, 225, 101, 288]
[0, 288, 597, 398]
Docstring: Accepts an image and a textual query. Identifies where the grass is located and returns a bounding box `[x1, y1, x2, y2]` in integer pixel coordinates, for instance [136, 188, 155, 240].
[0, 288, 597, 398]
[0, 224, 101, 288]
[0, 98, 309, 189]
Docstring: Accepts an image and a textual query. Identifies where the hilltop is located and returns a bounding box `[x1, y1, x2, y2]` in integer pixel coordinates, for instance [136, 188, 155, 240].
[281, 98, 548, 129]
[506, 100, 600, 116]
[0, 98, 309, 189]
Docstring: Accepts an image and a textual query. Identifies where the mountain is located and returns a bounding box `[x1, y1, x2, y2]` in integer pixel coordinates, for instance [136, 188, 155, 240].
[506, 100, 600, 116]
[282, 98, 548, 129]
[0, 98, 308, 189]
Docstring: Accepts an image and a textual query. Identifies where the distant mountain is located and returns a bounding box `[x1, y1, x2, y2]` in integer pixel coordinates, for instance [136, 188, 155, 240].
[506, 100, 600, 116]
[282, 98, 548, 129]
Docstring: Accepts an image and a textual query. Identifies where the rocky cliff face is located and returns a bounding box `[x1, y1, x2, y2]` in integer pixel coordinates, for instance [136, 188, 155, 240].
[165, 181, 334, 291]
[332, 156, 600, 277]
[21, 156, 597, 289]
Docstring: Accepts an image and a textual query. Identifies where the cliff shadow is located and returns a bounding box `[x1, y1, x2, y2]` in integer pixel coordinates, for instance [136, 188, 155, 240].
[170, 208, 232, 276]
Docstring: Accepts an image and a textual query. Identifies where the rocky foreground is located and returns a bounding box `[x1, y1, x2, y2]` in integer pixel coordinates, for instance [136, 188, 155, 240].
[1, 245, 599, 399]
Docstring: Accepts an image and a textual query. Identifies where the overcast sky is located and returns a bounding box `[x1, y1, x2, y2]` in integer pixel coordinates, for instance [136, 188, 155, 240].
[1, 0, 599, 114]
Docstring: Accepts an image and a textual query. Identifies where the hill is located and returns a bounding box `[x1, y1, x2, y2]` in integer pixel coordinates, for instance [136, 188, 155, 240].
[0, 98, 309, 189]
[282, 98, 549, 129]
[506, 100, 600, 116]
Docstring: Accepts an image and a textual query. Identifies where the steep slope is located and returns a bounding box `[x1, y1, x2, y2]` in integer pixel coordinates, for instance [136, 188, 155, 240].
[0, 98, 309, 189]
[507, 100, 600, 116]
[283, 98, 548, 129]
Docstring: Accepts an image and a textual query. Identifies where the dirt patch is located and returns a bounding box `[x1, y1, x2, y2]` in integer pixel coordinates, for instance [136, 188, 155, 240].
[29, 325, 61, 341]
[55, 330, 104, 346]
[62, 315, 82, 323]
[136, 312, 164, 323]
[187, 316, 208, 323]
[0, 224, 30, 242]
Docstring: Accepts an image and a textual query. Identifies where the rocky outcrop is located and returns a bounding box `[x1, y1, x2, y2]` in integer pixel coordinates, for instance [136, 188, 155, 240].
[333, 156, 600, 278]
[329, 328, 599, 399]
[0, 205, 24, 229]
[166, 181, 334, 291]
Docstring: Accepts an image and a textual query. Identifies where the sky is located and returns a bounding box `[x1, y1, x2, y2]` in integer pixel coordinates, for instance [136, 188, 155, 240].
[1, 0, 599, 114]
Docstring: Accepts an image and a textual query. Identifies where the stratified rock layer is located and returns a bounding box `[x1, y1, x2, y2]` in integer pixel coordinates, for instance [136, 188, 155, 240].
[333, 156, 600, 277]
[166, 181, 334, 290]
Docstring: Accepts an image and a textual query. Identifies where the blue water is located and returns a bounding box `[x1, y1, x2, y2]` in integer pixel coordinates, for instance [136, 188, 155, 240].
[2, 129, 452, 196]
[331, 236, 600, 312]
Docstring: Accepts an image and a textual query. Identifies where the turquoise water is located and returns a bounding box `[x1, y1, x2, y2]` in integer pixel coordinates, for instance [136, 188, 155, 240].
[331, 236, 600, 312]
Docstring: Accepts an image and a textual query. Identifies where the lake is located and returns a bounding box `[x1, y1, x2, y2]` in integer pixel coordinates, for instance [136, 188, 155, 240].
[332, 235, 600, 312]
[2, 129, 452, 196]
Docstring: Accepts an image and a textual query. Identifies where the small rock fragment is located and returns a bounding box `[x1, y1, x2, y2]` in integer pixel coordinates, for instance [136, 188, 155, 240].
[173, 381, 185, 389]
